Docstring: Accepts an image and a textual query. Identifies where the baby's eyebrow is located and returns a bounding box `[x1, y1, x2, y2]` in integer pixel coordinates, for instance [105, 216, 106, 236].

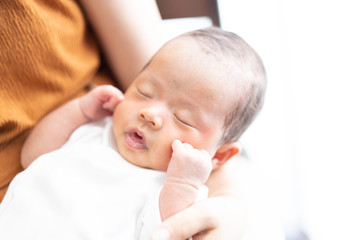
[181, 102, 201, 111]
[140, 71, 164, 90]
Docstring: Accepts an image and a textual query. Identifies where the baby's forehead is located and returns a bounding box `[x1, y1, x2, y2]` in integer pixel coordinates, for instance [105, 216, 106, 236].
[149, 36, 242, 106]
[187, 79, 239, 115]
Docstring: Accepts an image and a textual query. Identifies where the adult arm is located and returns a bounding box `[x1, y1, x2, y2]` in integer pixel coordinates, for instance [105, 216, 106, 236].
[77, 0, 163, 90]
[21, 86, 123, 168]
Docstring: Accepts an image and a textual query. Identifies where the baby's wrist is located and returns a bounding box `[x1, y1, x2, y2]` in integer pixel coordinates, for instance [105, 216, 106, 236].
[76, 98, 92, 122]
[166, 176, 203, 190]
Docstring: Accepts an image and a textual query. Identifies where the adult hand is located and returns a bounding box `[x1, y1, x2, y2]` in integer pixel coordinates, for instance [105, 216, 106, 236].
[152, 195, 247, 240]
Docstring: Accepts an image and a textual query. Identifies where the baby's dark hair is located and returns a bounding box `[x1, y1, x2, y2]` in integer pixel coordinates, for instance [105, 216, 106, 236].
[182, 27, 266, 144]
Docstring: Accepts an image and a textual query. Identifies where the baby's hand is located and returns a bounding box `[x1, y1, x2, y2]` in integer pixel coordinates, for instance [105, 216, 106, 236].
[166, 140, 213, 189]
[79, 85, 124, 120]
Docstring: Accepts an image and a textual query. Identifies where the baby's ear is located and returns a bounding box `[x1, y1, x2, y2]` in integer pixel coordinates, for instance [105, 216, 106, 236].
[211, 142, 240, 170]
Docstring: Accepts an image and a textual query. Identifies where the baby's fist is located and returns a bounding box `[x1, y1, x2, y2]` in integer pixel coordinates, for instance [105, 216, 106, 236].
[167, 140, 212, 189]
[79, 85, 123, 120]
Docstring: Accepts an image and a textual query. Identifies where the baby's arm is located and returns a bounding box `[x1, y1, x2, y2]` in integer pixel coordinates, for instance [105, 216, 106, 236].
[21, 85, 123, 168]
[159, 140, 213, 220]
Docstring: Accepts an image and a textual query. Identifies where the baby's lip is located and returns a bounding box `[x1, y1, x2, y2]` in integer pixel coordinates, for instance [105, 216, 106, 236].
[125, 129, 147, 150]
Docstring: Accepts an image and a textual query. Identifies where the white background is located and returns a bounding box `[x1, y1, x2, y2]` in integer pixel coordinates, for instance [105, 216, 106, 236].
[162, 0, 360, 239]
[218, 0, 360, 239]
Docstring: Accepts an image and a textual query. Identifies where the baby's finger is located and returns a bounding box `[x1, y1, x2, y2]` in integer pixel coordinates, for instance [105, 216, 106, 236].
[171, 139, 183, 152]
[102, 95, 123, 111]
[200, 149, 211, 158]
[96, 85, 123, 99]
[182, 142, 194, 151]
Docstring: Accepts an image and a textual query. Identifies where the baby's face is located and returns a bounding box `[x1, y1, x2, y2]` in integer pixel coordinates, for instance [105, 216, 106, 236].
[113, 38, 235, 170]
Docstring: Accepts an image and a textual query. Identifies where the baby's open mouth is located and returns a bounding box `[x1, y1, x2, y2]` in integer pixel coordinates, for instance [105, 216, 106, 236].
[125, 130, 147, 150]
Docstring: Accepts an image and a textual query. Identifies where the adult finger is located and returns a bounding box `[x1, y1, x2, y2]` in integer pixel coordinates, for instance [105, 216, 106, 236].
[151, 200, 216, 240]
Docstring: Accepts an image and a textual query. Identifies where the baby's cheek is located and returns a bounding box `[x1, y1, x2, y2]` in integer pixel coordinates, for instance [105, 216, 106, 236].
[155, 143, 173, 171]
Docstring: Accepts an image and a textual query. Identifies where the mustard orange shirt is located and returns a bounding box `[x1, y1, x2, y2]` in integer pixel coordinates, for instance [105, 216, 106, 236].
[0, 0, 112, 201]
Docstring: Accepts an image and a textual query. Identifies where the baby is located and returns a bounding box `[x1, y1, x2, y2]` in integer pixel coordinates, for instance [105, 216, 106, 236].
[0, 27, 266, 239]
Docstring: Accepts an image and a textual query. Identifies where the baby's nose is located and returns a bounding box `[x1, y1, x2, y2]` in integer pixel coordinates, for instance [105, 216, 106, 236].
[139, 108, 164, 129]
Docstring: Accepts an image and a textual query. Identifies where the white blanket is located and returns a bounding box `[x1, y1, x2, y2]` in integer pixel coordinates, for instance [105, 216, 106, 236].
[0, 118, 166, 239]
